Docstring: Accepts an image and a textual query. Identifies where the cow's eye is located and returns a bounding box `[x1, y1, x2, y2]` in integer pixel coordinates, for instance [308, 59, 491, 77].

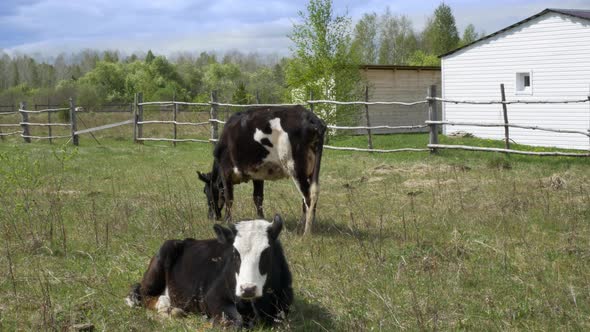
[233, 250, 241, 268]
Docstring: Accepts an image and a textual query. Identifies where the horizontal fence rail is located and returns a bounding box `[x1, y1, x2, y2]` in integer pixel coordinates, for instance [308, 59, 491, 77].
[428, 144, 590, 157]
[137, 120, 210, 126]
[137, 101, 210, 107]
[4, 85, 589, 157]
[324, 145, 430, 153]
[426, 120, 590, 137]
[20, 122, 70, 127]
[21, 134, 71, 140]
[75, 119, 134, 135]
[212, 102, 301, 108]
[328, 124, 428, 130]
[0, 131, 20, 136]
[429, 96, 590, 105]
[19, 107, 69, 114]
[308, 99, 428, 106]
[136, 137, 211, 143]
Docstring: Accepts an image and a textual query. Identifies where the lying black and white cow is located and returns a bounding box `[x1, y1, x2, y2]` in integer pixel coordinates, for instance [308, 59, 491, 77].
[125, 214, 293, 327]
[198, 105, 326, 235]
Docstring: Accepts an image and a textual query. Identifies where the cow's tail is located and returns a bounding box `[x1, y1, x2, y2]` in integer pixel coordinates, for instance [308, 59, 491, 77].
[305, 119, 326, 235]
[311, 119, 326, 187]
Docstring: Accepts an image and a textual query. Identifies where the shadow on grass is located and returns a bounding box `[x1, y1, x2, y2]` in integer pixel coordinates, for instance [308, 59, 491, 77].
[283, 216, 391, 241]
[286, 297, 335, 331]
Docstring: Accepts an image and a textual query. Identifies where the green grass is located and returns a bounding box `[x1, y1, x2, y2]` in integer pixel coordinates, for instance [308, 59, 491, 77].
[0, 134, 589, 331]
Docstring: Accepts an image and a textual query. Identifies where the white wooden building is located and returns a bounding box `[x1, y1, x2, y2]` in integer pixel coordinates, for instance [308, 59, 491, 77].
[440, 8, 590, 150]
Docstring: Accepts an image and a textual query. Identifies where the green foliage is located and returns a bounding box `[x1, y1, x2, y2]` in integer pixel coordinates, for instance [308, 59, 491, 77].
[351, 13, 378, 64]
[378, 9, 418, 65]
[231, 81, 253, 104]
[203, 62, 241, 100]
[408, 50, 441, 66]
[422, 2, 460, 56]
[461, 24, 482, 46]
[287, 0, 362, 129]
[79, 61, 127, 102]
[145, 50, 156, 64]
[0, 83, 36, 105]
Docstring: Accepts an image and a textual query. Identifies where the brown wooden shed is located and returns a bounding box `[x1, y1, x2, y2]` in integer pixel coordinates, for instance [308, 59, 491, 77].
[360, 65, 441, 134]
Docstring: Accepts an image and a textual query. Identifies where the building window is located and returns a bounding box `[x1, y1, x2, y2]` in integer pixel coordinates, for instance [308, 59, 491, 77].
[516, 72, 532, 95]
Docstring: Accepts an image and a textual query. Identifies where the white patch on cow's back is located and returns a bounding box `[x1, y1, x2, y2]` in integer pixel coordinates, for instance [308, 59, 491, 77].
[233, 219, 271, 298]
[251, 118, 294, 180]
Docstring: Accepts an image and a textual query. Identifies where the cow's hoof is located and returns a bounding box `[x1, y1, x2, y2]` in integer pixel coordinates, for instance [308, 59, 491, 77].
[170, 307, 187, 318]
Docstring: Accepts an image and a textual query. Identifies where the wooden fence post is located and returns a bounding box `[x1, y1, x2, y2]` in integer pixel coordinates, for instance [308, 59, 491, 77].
[47, 108, 53, 145]
[173, 93, 178, 147]
[20, 102, 31, 143]
[255, 90, 260, 104]
[69, 98, 78, 146]
[210, 90, 219, 142]
[309, 90, 314, 113]
[500, 84, 510, 150]
[0, 107, 4, 141]
[133, 93, 138, 143]
[364, 85, 374, 152]
[428, 85, 439, 153]
[137, 92, 144, 144]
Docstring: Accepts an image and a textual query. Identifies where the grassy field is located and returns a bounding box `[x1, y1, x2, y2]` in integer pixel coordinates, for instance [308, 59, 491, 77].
[0, 133, 589, 331]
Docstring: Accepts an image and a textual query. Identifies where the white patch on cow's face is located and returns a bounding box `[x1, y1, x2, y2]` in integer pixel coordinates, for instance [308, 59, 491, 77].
[233, 219, 271, 299]
[251, 118, 294, 180]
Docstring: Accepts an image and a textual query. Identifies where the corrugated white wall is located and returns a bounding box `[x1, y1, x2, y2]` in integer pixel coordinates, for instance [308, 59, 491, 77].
[442, 12, 590, 150]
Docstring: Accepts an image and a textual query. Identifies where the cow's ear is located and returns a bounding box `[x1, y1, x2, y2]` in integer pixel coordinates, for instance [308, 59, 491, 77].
[213, 224, 235, 244]
[268, 214, 283, 241]
[197, 171, 210, 183]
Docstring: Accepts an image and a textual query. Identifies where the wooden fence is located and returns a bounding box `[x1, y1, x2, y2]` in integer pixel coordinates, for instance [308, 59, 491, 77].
[3, 85, 590, 157]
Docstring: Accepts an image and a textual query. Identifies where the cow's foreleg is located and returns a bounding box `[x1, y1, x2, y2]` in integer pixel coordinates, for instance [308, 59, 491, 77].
[223, 178, 234, 223]
[253, 180, 264, 219]
[293, 174, 311, 234]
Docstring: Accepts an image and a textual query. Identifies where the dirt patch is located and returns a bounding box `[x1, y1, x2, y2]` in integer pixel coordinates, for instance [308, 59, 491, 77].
[371, 164, 395, 175]
[403, 178, 457, 188]
[368, 176, 384, 183]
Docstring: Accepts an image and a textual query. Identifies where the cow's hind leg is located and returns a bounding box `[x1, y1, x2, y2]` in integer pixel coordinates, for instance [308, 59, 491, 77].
[304, 142, 323, 235]
[293, 173, 312, 234]
[253, 180, 264, 219]
[304, 180, 320, 235]
[134, 240, 182, 311]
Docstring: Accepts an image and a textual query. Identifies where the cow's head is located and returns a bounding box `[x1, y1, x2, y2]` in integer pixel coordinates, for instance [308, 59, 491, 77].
[213, 214, 284, 300]
[198, 171, 224, 220]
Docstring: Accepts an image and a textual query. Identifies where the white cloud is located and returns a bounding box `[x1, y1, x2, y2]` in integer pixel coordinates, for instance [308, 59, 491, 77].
[2, 0, 590, 57]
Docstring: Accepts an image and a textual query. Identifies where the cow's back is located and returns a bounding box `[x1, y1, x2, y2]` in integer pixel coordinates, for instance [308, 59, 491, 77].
[167, 239, 230, 311]
[214, 106, 326, 182]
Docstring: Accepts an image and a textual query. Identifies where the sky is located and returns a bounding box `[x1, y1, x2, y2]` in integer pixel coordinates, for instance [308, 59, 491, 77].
[1, 0, 589, 58]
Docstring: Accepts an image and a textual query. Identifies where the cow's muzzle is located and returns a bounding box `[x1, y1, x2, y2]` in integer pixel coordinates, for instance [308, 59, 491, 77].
[239, 283, 257, 300]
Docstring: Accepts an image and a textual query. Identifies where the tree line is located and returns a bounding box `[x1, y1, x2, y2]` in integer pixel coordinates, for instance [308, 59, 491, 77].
[0, 1, 481, 112]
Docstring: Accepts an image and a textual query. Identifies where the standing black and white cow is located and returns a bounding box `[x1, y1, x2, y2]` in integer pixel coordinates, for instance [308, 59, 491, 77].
[198, 105, 326, 235]
[126, 214, 293, 328]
